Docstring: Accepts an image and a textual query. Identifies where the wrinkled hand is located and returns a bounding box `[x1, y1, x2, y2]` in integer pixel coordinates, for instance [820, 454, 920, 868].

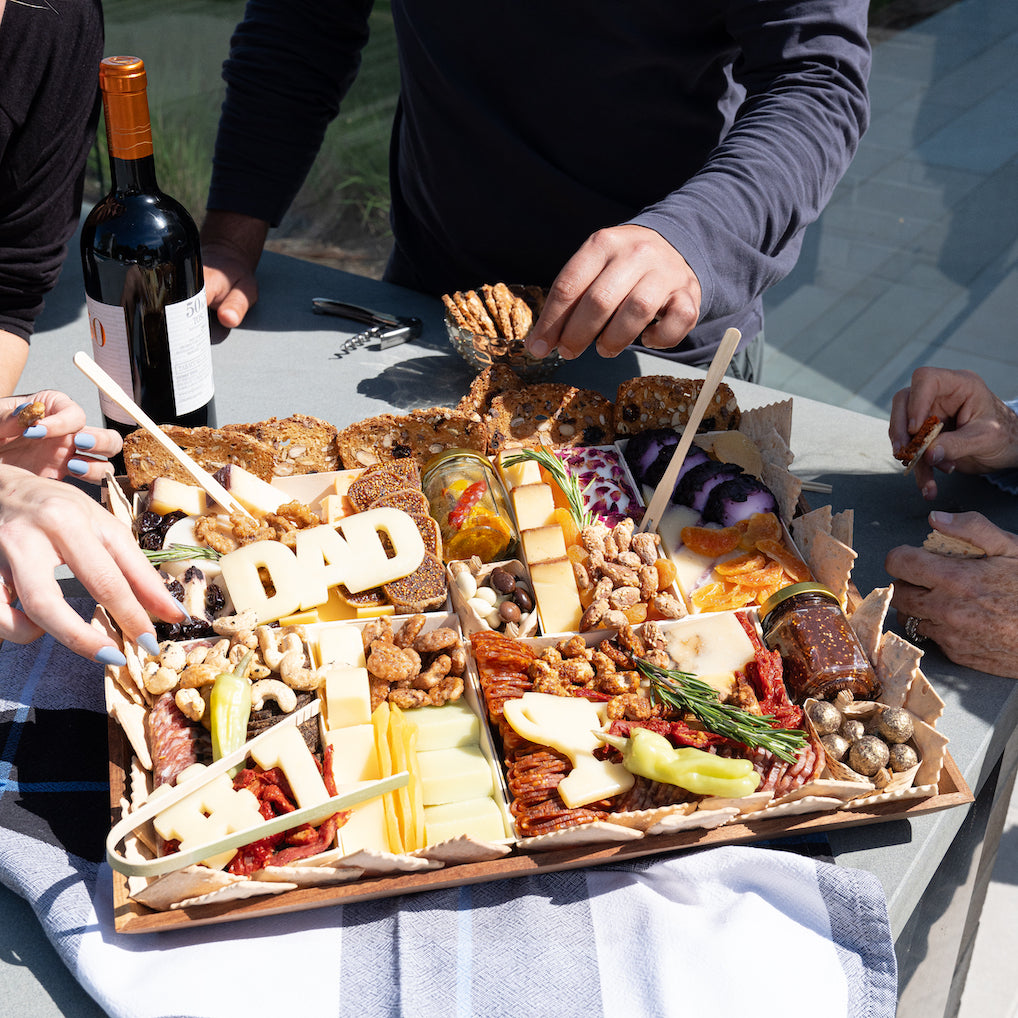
[525, 225, 701, 361]
[200, 210, 269, 333]
[889, 367, 1018, 499]
[0, 466, 185, 660]
[0, 390, 121, 484]
[885, 510, 1018, 677]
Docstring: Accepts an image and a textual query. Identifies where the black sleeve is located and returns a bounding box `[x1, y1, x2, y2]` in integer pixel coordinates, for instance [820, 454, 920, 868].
[206, 0, 375, 227]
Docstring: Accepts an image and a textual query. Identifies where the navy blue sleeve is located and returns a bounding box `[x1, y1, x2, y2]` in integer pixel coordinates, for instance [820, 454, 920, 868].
[629, 0, 870, 328]
[206, 0, 374, 226]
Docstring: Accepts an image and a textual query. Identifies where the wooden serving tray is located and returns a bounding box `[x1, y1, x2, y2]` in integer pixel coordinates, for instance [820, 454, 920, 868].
[108, 715, 972, 934]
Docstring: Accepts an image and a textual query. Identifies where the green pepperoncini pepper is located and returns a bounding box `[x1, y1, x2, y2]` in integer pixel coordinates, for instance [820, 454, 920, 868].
[210, 649, 255, 768]
[599, 728, 761, 798]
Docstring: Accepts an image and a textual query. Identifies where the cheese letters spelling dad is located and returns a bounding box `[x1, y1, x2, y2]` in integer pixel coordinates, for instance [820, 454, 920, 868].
[219, 507, 426, 624]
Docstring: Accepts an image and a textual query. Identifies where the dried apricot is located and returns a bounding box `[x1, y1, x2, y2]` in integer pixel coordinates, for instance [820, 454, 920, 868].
[729, 562, 785, 589]
[681, 525, 741, 557]
[654, 557, 677, 590]
[714, 552, 767, 576]
[553, 507, 581, 549]
[623, 602, 649, 624]
[738, 512, 783, 551]
[757, 539, 812, 583]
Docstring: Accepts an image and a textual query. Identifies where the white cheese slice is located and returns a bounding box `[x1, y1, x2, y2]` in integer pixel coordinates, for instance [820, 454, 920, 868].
[326, 725, 380, 783]
[415, 745, 494, 805]
[409, 701, 480, 753]
[664, 612, 757, 697]
[337, 508, 426, 594]
[249, 725, 330, 810]
[501, 692, 634, 808]
[337, 793, 389, 853]
[315, 624, 366, 668]
[529, 557, 583, 634]
[218, 539, 304, 625]
[424, 797, 506, 844]
[654, 503, 701, 556]
[511, 483, 557, 530]
[521, 524, 568, 565]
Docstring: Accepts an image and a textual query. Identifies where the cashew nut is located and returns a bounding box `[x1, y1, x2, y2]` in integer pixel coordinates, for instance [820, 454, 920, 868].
[279, 650, 325, 691]
[179, 662, 220, 689]
[174, 687, 206, 722]
[257, 626, 304, 670]
[228, 628, 258, 651]
[212, 609, 258, 637]
[158, 643, 187, 671]
[250, 679, 297, 713]
[144, 665, 180, 696]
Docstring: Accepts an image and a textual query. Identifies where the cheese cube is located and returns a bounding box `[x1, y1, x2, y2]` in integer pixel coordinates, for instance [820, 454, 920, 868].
[510, 483, 557, 530]
[529, 557, 583, 634]
[498, 452, 542, 490]
[416, 745, 494, 805]
[521, 524, 567, 565]
[409, 701, 480, 753]
[324, 665, 372, 728]
[326, 724, 380, 783]
[424, 797, 507, 844]
[316, 625, 366, 668]
[320, 493, 350, 524]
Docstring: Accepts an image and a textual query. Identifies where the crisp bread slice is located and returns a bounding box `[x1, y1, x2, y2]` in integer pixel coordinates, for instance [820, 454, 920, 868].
[456, 364, 525, 417]
[923, 530, 986, 558]
[336, 408, 488, 469]
[612, 375, 740, 435]
[223, 414, 339, 475]
[485, 383, 615, 453]
[122, 425, 276, 489]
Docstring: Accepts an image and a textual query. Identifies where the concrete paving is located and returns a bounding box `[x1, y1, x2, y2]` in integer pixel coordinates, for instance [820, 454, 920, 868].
[762, 1, 1018, 1014]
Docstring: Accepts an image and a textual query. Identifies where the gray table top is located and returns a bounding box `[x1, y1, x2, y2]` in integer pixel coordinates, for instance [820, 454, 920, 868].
[19, 248, 1018, 944]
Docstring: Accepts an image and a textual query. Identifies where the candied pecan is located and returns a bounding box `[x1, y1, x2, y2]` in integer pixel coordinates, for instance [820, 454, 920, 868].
[642, 621, 666, 649]
[580, 523, 609, 556]
[367, 640, 416, 682]
[612, 517, 635, 553]
[606, 691, 655, 721]
[615, 623, 646, 658]
[598, 669, 641, 697]
[601, 562, 641, 587]
[426, 673, 464, 706]
[557, 635, 590, 660]
[559, 658, 595, 686]
[388, 687, 428, 709]
[414, 626, 459, 654]
[413, 654, 452, 690]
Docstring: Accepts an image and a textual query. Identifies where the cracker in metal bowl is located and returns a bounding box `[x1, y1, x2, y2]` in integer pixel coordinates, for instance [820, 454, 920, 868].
[443, 283, 562, 381]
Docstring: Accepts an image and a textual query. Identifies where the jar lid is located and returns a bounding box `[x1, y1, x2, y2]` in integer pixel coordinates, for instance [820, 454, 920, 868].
[759, 581, 838, 620]
[421, 447, 492, 480]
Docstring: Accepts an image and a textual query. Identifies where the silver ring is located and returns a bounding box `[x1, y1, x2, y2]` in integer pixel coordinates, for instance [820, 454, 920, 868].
[904, 615, 926, 644]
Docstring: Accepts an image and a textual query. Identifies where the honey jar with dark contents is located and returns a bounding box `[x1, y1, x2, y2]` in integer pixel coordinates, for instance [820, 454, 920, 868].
[759, 582, 880, 703]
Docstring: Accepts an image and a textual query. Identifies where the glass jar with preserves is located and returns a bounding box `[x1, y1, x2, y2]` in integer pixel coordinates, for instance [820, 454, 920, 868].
[422, 448, 518, 563]
[759, 582, 880, 703]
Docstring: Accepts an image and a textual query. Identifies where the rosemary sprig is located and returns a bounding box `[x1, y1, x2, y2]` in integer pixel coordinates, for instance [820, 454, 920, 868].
[144, 543, 221, 565]
[502, 448, 595, 529]
[634, 657, 808, 763]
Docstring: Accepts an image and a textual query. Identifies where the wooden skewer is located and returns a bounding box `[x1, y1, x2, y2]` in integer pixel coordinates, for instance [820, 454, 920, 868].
[637, 327, 743, 535]
[73, 351, 253, 518]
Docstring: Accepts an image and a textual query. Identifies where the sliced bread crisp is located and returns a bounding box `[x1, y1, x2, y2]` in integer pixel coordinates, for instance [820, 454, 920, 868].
[122, 425, 276, 489]
[612, 375, 741, 435]
[484, 383, 615, 453]
[223, 414, 339, 475]
[336, 408, 488, 470]
[455, 363, 524, 417]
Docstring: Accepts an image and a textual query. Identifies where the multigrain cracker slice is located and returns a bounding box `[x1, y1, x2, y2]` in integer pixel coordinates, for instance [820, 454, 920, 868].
[849, 585, 893, 664]
[463, 290, 498, 339]
[223, 414, 340, 476]
[456, 364, 524, 417]
[335, 408, 488, 469]
[923, 530, 986, 558]
[612, 375, 740, 434]
[486, 383, 615, 452]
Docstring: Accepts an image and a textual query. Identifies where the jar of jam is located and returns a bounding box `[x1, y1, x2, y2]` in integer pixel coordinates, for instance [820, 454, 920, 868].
[422, 448, 518, 563]
[759, 582, 880, 703]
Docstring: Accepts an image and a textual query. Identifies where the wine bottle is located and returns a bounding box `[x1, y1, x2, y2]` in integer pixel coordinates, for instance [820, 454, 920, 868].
[81, 55, 216, 455]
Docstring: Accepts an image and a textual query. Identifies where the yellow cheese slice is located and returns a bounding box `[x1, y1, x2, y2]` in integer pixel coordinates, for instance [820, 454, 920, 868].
[327, 724, 380, 782]
[498, 452, 542, 490]
[315, 624, 366, 668]
[502, 692, 634, 808]
[528, 557, 583, 634]
[510, 483, 557, 530]
[409, 701, 480, 753]
[324, 665, 372, 728]
[521, 524, 568, 565]
[337, 794, 389, 854]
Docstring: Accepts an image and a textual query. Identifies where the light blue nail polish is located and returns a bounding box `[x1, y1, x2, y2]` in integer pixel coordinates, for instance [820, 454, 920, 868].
[95, 646, 128, 667]
[169, 594, 192, 622]
[74, 432, 97, 450]
[136, 632, 161, 656]
[68, 458, 89, 476]
[13, 402, 30, 415]
[22, 424, 47, 439]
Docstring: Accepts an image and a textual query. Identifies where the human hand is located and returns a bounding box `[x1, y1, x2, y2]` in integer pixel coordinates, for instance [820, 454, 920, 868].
[885, 510, 1018, 677]
[525, 225, 701, 360]
[0, 465, 185, 662]
[888, 367, 1018, 499]
[200, 210, 269, 332]
[0, 391, 122, 484]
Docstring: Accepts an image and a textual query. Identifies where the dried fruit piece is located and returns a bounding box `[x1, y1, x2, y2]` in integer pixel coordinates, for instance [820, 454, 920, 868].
[680, 525, 741, 557]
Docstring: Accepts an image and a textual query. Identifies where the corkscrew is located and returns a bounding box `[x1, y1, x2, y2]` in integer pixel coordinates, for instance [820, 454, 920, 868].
[312, 298, 423, 355]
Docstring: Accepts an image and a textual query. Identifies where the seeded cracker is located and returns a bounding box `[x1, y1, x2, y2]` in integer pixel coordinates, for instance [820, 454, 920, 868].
[831, 509, 854, 549]
[809, 529, 857, 608]
[790, 506, 832, 565]
[848, 585, 893, 665]
[923, 530, 986, 558]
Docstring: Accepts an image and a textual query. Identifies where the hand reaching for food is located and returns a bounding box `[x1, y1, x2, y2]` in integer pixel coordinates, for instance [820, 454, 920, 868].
[885, 510, 1018, 677]
[0, 390, 122, 483]
[0, 465, 185, 661]
[889, 367, 1018, 499]
[525, 224, 701, 360]
[200, 209, 269, 334]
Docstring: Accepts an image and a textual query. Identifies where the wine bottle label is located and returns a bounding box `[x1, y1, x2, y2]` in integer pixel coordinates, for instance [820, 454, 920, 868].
[86, 290, 215, 425]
